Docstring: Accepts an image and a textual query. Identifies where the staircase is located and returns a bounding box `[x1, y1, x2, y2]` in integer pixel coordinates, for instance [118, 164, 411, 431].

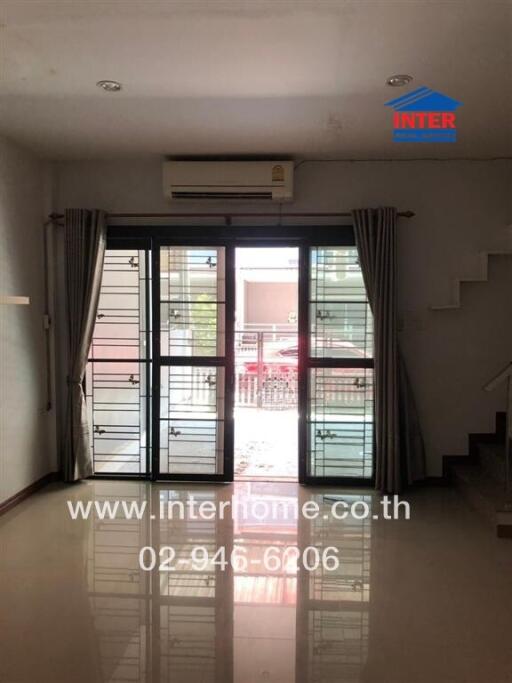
[429, 223, 512, 310]
[445, 414, 509, 536]
[431, 228, 512, 533]
[430, 250, 512, 310]
[445, 361, 512, 537]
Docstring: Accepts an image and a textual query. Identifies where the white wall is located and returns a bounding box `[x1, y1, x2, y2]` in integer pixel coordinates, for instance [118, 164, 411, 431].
[54, 158, 512, 475]
[0, 136, 57, 503]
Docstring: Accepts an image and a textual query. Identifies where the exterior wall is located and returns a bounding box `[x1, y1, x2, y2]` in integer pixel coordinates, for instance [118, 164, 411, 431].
[0, 136, 56, 503]
[245, 282, 297, 325]
[54, 158, 512, 475]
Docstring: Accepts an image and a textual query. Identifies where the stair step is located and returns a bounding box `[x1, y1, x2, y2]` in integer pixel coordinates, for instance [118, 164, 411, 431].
[429, 250, 512, 310]
[478, 442, 507, 484]
[450, 463, 508, 527]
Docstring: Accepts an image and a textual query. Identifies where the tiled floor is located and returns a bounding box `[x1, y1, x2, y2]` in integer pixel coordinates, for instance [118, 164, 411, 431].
[235, 408, 298, 479]
[1, 480, 511, 682]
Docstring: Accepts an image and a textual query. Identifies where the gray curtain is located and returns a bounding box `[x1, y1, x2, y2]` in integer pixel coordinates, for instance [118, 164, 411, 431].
[352, 207, 425, 493]
[63, 209, 107, 481]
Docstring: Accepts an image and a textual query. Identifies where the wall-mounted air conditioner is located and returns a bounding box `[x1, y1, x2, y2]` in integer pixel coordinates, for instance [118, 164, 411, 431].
[163, 161, 294, 202]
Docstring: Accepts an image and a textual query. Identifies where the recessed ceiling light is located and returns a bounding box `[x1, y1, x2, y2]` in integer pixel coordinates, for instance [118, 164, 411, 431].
[386, 74, 413, 87]
[96, 80, 122, 92]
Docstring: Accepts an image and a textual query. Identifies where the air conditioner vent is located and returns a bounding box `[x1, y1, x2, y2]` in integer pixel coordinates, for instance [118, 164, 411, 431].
[171, 191, 274, 200]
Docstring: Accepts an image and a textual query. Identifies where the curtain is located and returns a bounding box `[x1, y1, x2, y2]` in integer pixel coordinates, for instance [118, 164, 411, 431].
[352, 207, 425, 493]
[63, 209, 106, 481]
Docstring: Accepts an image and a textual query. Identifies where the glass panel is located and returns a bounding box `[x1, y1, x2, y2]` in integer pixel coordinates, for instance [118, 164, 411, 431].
[160, 247, 225, 357]
[308, 368, 373, 478]
[310, 247, 373, 359]
[87, 248, 150, 476]
[91, 249, 148, 360]
[86, 361, 149, 474]
[159, 366, 225, 475]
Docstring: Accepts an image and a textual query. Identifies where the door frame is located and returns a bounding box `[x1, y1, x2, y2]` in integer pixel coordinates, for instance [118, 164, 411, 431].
[107, 224, 374, 486]
[151, 239, 235, 482]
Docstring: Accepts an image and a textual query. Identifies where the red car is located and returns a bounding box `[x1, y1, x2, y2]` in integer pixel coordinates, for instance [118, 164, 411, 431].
[241, 340, 368, 376]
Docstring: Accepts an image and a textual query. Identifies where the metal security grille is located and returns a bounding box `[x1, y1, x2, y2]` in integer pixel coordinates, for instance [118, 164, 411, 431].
[157, 246, 229, 480]
[306, 247, 374, 482]
[160, 247, 225, 357]
[160, 366, 225, 475]
[309, 368, 374, 478]
[86, 248, 150, 475]
[86, 231, 373, 483]
[310, 248, 372, 359]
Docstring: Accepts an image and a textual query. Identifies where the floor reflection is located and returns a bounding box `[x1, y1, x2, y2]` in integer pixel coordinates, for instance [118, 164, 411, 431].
[297, 493, 371, 683]
[3, 479, 512, 682]
[85, 482, 373, 683]
[87, 482, 150, 682]
[157, 488, 232, 682]
[233, 482, 298, 683]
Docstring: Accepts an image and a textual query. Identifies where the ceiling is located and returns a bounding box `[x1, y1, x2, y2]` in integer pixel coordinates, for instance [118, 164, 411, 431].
[0, 0, 510, 160]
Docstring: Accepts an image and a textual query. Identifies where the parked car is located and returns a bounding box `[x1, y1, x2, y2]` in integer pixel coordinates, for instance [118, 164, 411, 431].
[241, 339, 367, 376]
[277, 340, 367, 360]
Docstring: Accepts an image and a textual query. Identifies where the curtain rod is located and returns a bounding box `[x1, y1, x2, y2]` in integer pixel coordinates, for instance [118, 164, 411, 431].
[48, 210, 415, 223]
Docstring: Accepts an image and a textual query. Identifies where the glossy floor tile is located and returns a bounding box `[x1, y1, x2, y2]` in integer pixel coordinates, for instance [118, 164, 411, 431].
[1, 480, 511, 683]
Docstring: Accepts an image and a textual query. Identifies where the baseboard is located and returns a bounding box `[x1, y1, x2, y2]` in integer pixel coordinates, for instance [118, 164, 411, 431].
[0, 472, 60, 516]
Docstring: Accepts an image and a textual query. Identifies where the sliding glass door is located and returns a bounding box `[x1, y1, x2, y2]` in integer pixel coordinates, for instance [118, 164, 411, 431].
[152, 243, 234, 481]
[88, 227, 374, 484]
[300, 246, 374, 485]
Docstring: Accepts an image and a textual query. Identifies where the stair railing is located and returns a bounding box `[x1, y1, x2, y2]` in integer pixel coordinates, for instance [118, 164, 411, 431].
[484, 361, 512, 500]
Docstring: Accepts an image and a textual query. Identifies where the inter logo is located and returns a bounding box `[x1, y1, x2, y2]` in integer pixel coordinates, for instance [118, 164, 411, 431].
[385, 87, 462, 143]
